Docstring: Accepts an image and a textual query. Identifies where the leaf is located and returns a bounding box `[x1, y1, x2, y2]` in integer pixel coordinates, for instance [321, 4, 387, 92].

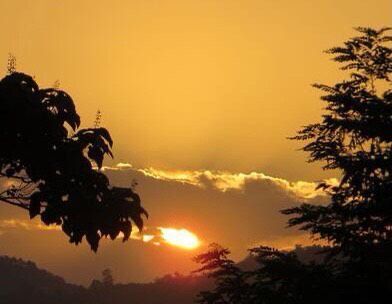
[86, 231, 100, 252]
[119, 221, 132, 242]
[29, 193, 41, 219]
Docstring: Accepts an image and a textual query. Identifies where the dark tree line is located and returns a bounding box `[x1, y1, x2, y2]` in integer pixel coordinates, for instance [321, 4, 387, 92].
[194, 244, 335, 304]
[0, 67, 147, 251]
[195, 27, 392, 303]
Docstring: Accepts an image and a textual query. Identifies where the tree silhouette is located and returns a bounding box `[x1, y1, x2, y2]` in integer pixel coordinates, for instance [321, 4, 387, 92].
[194, 244, 334, 304]
[196, 27, 392, 303]
[282, 27, 392, 300]
[102, 268, 114, 287]
[0, 71, 148, 251]
[193, 243, 251, 304]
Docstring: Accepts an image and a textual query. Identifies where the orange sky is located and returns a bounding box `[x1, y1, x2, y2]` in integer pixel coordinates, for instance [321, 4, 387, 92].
[0, 0, 391, 285]
[0, 0, 390, 180]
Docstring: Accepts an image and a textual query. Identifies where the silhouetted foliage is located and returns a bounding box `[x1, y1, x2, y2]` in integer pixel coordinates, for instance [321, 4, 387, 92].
[196, 27, 392, 304]
[0, 70, 148, 251]
[285, 27, 392, 258]
[283, 27, 392, 301]
[193, 243, 251, 303]
[194, 244, 334, 304]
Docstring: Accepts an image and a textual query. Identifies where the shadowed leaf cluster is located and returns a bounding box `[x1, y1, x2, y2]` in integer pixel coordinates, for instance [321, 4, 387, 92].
[0, 72, 147, 251]
[194, 244, 334, 304]
[197, 27, 392, 304]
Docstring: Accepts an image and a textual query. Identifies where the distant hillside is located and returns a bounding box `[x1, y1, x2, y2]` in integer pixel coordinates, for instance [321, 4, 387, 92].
[0, 256, 210, 304]
[0, 256, 87, 304]
[0, 245, 326, 304]
[237, 245, 327, 271]
[88, 274, 211, 304]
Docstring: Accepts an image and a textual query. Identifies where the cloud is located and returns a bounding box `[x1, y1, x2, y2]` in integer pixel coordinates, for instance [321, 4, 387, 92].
[101, 163, 338, 199]
[0, 163, 335, 284]
[138, 167, 338, 199]
[102, 163, 333, 253]
[0, 219, 60, 231]
[100, 162, 133, 171]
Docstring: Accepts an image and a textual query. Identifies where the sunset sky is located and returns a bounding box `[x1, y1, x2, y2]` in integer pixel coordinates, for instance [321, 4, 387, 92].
[0, 0, 391, 285]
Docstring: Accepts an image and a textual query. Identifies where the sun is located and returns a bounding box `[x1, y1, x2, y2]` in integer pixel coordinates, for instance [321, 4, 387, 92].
[158, 227, 200, 250]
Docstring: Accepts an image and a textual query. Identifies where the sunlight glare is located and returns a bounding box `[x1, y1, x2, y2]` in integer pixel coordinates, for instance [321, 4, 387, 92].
[158, 227, 200, 250]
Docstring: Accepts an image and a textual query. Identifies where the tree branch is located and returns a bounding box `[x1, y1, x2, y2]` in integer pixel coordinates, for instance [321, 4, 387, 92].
[0, 173, 33, 184]
[0, 197, 29, 210]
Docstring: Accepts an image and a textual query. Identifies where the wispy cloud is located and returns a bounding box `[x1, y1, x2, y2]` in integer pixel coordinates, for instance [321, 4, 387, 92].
[0, 219, 60, 231]
[102, 163, 338, 199]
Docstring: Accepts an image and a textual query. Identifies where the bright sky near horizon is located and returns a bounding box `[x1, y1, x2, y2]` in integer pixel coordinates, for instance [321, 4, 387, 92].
[0, 0, 391, 284]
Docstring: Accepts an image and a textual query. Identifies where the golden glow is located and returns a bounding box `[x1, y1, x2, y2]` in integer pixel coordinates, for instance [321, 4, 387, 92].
[158, 227, 200, 250]
[142, 234, 155, 242]
[1, 0, 390, 181]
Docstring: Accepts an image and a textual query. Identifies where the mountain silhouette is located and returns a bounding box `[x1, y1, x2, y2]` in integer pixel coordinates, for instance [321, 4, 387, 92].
[0, 256, 86, 304]
[0, 246, 326, 304]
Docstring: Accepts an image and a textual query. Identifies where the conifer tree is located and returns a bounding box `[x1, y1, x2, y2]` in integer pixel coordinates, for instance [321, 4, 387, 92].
[283, 27, 392, 301]
[196, 27, 392, 304]
[284, 27, 392, 259]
